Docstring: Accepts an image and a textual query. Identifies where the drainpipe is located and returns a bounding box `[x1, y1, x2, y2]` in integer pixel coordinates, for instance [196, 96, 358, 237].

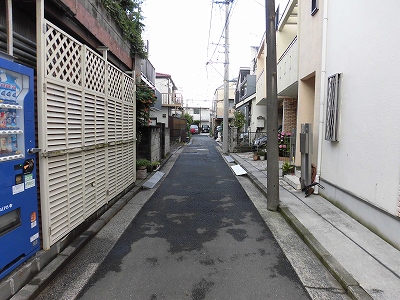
[315, 0, 329, 194]
[6, 0, 13, 56]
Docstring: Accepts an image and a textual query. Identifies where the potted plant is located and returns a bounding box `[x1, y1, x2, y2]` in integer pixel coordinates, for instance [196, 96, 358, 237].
[151, 161, 160, 171]
[282, 161, 295, 176]
[136, 158, 151, 179]
[253, 151, 259, 161]
[257, 149, 266, 161]
[136, 158, 151, 170]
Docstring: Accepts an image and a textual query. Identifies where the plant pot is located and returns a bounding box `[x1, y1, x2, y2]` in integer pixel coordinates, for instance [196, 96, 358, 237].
[136, 168, 147, 179]
[253, 154, 259, 161]
[259, 156, 265, 161]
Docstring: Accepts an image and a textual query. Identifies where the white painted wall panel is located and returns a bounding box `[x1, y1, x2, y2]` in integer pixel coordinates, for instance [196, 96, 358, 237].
[321, 0, 400, 215]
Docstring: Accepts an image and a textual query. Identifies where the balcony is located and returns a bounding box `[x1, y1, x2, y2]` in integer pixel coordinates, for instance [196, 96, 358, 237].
[161, 93, 183, 107]
[141, 59, 155, 87]
[255, 68, 266, 105]
[277, 36, 298, 97]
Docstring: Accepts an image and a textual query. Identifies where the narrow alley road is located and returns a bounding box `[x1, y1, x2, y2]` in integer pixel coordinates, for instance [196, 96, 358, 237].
[75, 135, 309, 299]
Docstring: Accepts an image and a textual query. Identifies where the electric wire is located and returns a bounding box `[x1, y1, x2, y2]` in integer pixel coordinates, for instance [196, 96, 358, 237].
[206, 0, 235, 67]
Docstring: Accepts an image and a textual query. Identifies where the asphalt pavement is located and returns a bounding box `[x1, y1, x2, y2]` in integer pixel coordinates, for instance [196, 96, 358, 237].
[71, 135, 312, 299]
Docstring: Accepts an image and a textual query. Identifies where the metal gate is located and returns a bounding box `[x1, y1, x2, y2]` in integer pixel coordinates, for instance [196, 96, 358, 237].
[38, 21, 136, 249]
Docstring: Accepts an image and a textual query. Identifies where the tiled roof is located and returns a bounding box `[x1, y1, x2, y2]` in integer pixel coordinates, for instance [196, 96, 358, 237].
[156, 72, 171, 78]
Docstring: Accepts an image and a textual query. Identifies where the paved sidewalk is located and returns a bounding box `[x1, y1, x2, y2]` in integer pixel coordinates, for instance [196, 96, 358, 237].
[229, 151, 400, 300]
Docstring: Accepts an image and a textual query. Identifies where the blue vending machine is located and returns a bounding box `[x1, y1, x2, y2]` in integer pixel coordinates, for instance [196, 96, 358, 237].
[0, 56, 40, 280]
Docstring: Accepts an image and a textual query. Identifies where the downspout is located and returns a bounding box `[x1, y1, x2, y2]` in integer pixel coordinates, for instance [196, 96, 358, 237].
[315, 0, 328, 194]
[6, 0, 13, 56]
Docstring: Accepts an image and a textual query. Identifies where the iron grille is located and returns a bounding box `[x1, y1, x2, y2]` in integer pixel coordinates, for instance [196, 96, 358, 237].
[325, 73, 340, 141]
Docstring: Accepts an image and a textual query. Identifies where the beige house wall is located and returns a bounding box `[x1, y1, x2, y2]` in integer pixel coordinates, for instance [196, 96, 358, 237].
[276, 26, 297, 60]
[295, 0, 324, 166]
[214, 82, 236, 119]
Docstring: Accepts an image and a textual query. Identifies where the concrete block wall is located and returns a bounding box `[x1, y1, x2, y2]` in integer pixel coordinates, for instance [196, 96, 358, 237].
[150, 127, 161, 162]
[165, 128, 170, 156]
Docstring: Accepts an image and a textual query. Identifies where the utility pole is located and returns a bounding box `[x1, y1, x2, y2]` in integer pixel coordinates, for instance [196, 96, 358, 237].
[222, 0, 231, 153]
[265, 0, 279, 211]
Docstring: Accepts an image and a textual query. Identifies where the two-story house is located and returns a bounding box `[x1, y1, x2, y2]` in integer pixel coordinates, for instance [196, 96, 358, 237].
[184, 104, 211, 129]
[259, 0, 400, 250]
[153, 72, 185, 142]
[211, 80, 236, 133]
[297, 0, 400, 249]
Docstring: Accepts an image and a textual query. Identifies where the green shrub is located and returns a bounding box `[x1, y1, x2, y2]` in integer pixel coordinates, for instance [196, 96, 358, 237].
[136, 158, 151, 169]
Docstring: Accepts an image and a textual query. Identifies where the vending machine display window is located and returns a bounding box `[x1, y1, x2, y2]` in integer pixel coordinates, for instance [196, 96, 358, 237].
[0, 68, 27, 161]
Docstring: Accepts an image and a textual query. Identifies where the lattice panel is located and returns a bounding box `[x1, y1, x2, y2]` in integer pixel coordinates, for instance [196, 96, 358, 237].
[123, 74, 135, 103]
[84, 93, 96, 146]
[46, 81, 67, 151]
[84, 150, 97, 218]
[107, 99, 116, 143]
[125, 142, 135, 187]
[41, 19, 137, 248]
[67, 88, 83, 149]
[67, 153, 84, 229]
[47, 156, 69, 244]
[95, 96, 106, 144]
[115, 144, 125, 192]
[107, 145, 118, 200]
[95, 148, 107, 207]
[45, 23, 82, 85]
[108, 64, 123, 100]
[128, 105, 135, 140]
[85, 48, 106, 93]
[122, 102, 130, 140]
[115, 101, 123, 140]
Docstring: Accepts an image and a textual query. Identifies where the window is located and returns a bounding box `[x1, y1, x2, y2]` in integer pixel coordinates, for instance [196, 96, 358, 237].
[311, 0, 319, 16]
[325, 73, 341, 141]
[193, 108, 200, 114]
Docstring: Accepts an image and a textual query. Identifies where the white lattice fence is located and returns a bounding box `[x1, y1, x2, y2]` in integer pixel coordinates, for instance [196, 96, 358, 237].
[39, 21, 136, 249]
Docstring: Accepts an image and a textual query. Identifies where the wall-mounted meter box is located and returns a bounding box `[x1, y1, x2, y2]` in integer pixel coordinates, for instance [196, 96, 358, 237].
[0, 56, 40, 280]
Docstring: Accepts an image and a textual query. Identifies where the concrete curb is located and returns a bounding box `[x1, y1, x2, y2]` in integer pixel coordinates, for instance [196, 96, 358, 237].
[279, 207, 372, 300]
[3, 148, 181, 300]
[231, 154, 373, 300]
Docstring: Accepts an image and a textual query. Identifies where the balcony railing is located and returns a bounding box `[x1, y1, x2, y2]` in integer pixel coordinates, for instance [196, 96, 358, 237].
[256, 68, 266, 105]
[277, 36, 298, 96]
[161, 93, 183, 107]
[141, 59, 155, 86]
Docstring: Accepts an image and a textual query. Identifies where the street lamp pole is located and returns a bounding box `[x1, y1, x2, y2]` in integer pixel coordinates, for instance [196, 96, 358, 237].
[265, 0, 279, 211]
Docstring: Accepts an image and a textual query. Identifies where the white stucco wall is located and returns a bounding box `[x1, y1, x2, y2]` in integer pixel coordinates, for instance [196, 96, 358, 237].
[250, 101, 266, 131]
[321, 0, 400, 215]
[155, 78, 170, 94]
[151, 107, 170, 127]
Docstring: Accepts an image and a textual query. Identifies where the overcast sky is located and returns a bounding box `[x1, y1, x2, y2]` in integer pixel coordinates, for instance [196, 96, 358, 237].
[141, 0, 265, 107]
